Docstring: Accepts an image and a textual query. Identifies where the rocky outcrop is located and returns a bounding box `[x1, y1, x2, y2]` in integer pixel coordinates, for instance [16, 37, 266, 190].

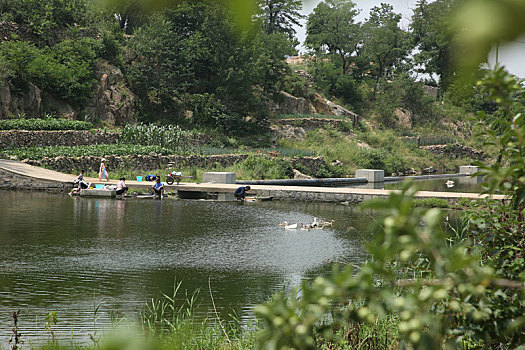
[85, 60, 136, 126]
[0, 130, 120, 149]
[293, 169, 313, 180]
[421, 143, 485, 160]
[1, 59, 135, 126]
[271, 117, 350, 141]
[0, 82, 42, 118]
[268, 91, 317, 115]
[267, 91, 360, 123]
[312, 93, 360, 121]
[394, 108, 413, 129]
[270, 124, 307, 141]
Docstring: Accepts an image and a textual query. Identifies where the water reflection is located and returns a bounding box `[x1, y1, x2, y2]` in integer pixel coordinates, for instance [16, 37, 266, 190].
[0, 191, 370, 344]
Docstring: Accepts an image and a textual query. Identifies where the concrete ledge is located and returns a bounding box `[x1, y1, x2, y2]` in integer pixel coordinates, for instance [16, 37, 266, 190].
[459, 166, 480, 175]
[202, 172, 236, 184]
[355, 169, 384, 183]
[79, 189, 116, 197]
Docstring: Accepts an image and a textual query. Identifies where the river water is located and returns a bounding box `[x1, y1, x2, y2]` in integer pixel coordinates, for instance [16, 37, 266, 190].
[0, 191, 374, 345]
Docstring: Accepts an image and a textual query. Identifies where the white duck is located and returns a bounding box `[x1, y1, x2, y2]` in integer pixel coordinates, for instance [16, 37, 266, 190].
[311, 217, 319, 228]
[445, 180, 455, 188]
[285, 223, 298, 229]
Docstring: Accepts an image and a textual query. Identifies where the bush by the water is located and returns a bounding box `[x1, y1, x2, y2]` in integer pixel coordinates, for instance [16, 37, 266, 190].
[412, 198, 450, 208]
[0, 117, 93, 130]
[235, 154, 293, 180]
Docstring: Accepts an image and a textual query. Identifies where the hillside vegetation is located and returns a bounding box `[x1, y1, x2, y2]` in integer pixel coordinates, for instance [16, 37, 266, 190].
[1, 0, 523, 176]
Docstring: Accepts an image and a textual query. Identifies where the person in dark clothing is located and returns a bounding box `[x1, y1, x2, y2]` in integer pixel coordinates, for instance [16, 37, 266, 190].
[234, 186, 251, 200]
[116, 177, 128, 195]
[76, 170, 88, 189]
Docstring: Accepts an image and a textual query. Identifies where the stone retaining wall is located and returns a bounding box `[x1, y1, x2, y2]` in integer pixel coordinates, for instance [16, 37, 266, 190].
[23, 155, 326, 175]
[273, 118, 346, 131]
[0, 168, 72, 192]
[0, 130, 120, 149]
[257, 188, 362, 203]
[421, 143, 485, 160]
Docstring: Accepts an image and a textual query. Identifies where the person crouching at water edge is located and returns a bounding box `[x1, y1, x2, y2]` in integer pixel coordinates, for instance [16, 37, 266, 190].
[99, 158, 109, 181]
[152, 177, 164, 198]
[76, 169, 89, 190]
[116, 177, 129, 195]
[234, 186, 251, 200]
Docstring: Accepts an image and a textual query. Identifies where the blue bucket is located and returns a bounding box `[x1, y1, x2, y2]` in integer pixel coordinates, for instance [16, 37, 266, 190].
[95, 184, 104, 189]
[136, 176, 143, 182]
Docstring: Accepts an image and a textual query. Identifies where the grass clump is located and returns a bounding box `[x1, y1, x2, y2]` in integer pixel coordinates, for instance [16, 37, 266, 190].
[412, 198, 450, 208]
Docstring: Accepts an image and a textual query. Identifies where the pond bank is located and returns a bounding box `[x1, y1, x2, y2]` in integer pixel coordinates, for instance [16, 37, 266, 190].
[0, 159, 502, 203]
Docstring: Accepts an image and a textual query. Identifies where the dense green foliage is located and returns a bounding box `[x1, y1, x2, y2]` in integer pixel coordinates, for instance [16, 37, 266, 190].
[1, 144, 174, 159]
[253, 68, 525, 350]
[0, 117, 93, 130]
[0, 39, 100, 106]
[121, 123, 195, 153]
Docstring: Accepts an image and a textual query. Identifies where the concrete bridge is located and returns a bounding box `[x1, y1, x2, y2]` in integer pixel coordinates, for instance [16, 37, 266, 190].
[0, 159, 505, 203]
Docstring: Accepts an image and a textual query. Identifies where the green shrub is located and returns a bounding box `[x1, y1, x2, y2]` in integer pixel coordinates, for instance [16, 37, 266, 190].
[412, 198, 450, 208]
[0, 40, 98, 106]
[0, 117, 93, 130]
[236, 154, 293, 180]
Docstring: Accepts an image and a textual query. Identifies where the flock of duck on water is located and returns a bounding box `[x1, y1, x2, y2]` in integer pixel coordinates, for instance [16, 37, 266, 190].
[276, 180, 454, 231]
[279, 217, 335, 231]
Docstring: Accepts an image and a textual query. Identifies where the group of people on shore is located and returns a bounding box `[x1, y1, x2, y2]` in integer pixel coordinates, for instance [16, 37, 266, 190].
[75, 158, 164, 197]
[77, 158, 251, 200]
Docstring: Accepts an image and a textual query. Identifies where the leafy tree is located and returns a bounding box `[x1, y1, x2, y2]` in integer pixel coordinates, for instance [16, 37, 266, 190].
[0, 0, 88, 40]
[310, 59, 361, 106]
[104, 0, 148, 34]
[0, 39, 99, 106]
[306, 0, 361, 75]
[256, 0, 304, 41]
[410, 0, 457, 91]
[361, 4, 410, 93]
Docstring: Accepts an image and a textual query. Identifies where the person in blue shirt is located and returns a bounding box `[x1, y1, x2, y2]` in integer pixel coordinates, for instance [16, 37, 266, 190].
[152, 177, 164, 197]
[234, 186, 251, 200]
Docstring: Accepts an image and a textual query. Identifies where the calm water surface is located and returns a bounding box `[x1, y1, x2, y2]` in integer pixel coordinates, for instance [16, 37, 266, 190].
[0, 191, 373, 344]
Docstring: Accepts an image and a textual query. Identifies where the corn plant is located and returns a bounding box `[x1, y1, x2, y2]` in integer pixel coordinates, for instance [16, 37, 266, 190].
[121, 123, 196, 154]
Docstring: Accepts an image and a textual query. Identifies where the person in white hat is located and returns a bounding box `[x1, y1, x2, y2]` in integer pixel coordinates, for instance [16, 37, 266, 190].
[99, 158, 109, 181]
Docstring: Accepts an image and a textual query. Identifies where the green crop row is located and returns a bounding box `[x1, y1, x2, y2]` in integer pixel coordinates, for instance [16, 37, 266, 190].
[1, 144, 316, 160]
[1, 144, 175, 160]
[120, 123, 196, 152]
[0, 117, 94, 130]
